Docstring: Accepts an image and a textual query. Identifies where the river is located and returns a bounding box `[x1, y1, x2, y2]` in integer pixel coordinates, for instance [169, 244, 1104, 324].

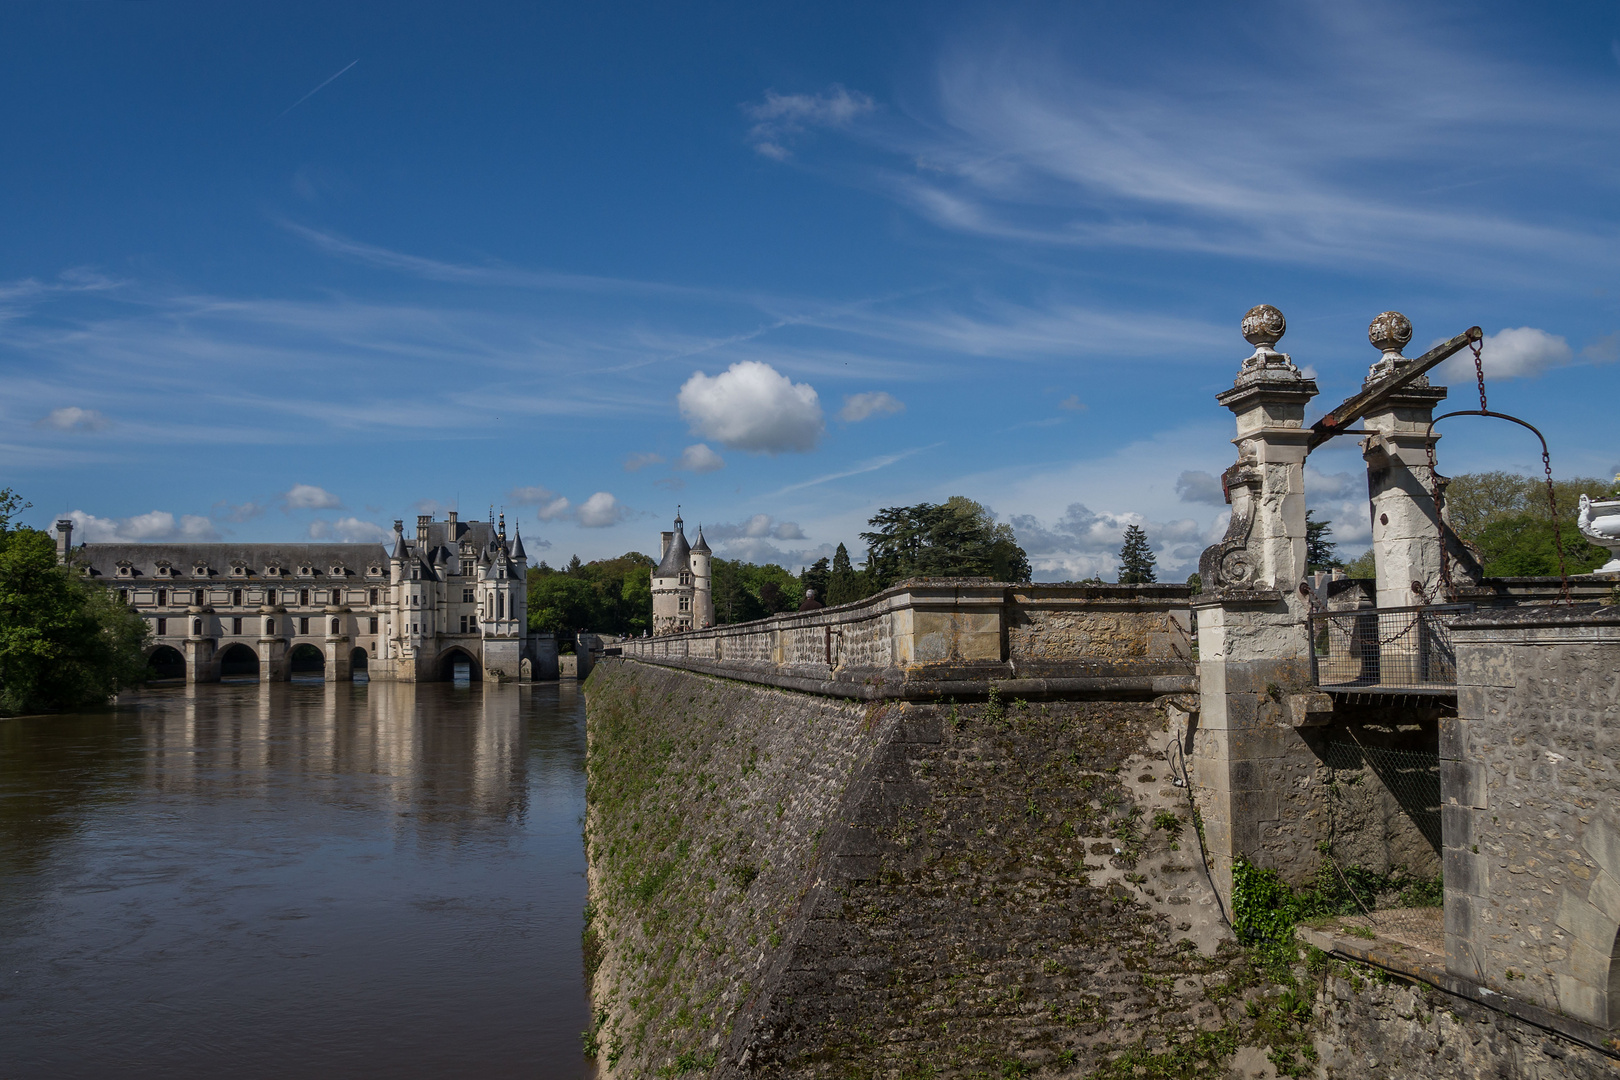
[0, 679, 594, 1079]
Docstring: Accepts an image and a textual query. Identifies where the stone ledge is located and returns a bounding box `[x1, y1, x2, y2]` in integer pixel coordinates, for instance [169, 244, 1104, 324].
[610, 655, 1195, 701]
[1297, 923, 1620, 1059]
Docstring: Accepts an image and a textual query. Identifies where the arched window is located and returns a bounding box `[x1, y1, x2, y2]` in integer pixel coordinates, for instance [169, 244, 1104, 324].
[331, 618, 340, 634]
[192, 618, 202, 635]
[266, 618, 275, 635]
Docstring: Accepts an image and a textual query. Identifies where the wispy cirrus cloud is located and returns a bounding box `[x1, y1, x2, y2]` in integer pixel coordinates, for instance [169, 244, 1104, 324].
[744, 85, 875, 160]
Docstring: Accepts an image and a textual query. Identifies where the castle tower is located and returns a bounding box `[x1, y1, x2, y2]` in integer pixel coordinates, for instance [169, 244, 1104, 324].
[690, 527, 713, 629]
[651, 511, 693, 635]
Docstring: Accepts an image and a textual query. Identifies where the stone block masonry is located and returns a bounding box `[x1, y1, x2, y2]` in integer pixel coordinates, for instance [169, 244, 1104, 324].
[584, 658, 1348, 1078]
[1445, 603, 1620, 1032]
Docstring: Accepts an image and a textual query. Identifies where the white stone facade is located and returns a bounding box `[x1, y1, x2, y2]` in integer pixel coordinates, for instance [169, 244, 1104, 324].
[650, 513, 712, 635]
[59, 511, 556, 683]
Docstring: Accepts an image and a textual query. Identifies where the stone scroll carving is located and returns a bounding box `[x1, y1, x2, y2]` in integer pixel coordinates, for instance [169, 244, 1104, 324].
[1198, 446, 1261, 592]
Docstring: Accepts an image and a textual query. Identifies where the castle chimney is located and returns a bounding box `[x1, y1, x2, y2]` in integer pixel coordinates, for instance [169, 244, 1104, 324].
[55, 519, 73, 564]
[661, 531, 673, 559]
[416, 515, 431, 543]
[447, 510, 458, 532]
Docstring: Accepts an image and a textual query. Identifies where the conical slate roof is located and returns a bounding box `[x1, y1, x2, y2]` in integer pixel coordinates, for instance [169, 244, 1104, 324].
[691, 527, 710, 554]
[511, 528, 527, 560]
[655, 517, 690, 577]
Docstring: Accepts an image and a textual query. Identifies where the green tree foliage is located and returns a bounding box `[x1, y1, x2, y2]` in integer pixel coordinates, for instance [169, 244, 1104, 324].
[1342, 549, 1376, 581]
[826, 542, 861, 606]
[1305, 510, 1342, 571]
[859, 496, 1031, 592]
[1116, 524, 1157, 584]
[1444, 471, 1609, 577]
[527, 552, 655, 649]
[798, 557, 829, 606]
[0, 490, 149, 715]
[711, 558, 800, 624]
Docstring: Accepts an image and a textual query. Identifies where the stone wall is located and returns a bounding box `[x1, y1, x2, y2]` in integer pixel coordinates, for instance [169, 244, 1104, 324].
[617, 580, 1194, 700]
[583, 657, 1359, 1078]
[1445, 603, 1620, 1031]
[1314, 971, 1620, 1078]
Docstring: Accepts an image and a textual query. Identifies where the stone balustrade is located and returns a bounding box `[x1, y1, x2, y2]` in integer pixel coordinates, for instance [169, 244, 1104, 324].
[615, 579, 1196, 700]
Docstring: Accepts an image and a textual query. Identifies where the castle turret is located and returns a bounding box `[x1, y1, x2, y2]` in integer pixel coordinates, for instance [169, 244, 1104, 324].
[651, 511, 693, 635]
[691, 526, 713, 629]
[55, 519, 73, 565]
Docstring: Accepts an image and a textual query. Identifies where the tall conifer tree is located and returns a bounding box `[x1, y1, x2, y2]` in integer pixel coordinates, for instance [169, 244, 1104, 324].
[1117, 525, 1157, 584]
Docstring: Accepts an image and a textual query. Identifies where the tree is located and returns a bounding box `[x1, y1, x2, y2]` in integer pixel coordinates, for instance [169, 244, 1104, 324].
[859, 496, 1031, 592]
[526, 551, 656, 647]
[1117, 525, 1157, 584]
[799, 557, 830, 606]
[1305, 511, 1342, 571]
[826, 543, 861, 606]
[1342, 549, 1376, 580]
[0, 490, 149, 715]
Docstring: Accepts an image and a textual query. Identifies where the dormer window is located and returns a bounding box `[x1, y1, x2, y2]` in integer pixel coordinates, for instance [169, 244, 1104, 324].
[265, 565, 283, 578]
[154, 561, 174, 579]
[230, 562, 249, 578]
[366, 565, 383, 578]
[193, 564, 209, 578]
[679, 571, 691, 586]
[116, 561, 134, 578]
[298, 565, 314, 578]
[411, 567, 420, 581]
[330, 565, 346, 578]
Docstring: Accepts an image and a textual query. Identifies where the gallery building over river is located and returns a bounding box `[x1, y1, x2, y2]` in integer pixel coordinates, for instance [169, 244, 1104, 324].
[55, 511, 557, 683]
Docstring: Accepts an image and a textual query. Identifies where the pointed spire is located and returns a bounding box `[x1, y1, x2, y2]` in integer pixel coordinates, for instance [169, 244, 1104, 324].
[692, 525, 710, 554]
[391, 520, 409, 560]
[512, 527, 527, 560]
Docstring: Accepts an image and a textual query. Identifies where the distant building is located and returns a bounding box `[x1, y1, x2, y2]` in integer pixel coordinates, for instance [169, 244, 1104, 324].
[651, 511, 712, 634]
[57, 511, 556, 683]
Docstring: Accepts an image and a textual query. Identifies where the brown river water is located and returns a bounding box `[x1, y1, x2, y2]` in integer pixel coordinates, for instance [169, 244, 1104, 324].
[0, 679, 594, 1079]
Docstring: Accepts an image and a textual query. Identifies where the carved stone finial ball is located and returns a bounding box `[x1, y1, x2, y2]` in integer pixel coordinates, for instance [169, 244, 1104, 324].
[1241, 305, 1286, 348]
[1369, 311, 1413, 354]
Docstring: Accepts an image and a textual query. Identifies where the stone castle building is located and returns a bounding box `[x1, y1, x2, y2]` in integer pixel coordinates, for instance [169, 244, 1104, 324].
[651, 512, 712, 634]
[57, 511, 557, 683]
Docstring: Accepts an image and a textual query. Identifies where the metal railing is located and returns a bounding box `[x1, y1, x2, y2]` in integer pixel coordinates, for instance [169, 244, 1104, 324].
[1310, 604, 1473, 691]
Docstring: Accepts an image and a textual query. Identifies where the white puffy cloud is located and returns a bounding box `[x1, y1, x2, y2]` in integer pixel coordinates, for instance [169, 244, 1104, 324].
[678, 361, 823, 453]
[1058, 395, 1087, 412]
[67, 509, 219, 542]
[1175, 470, 1226, 506]
[745, 84, 875, 159]
[703, 514, 806, 541]
[509, 485, 555, 505]
[624, 452, 664, 472]
[677, 443, 725, 473]
[1441, 327, 1571, 381]
[281, 483, 342, 511]
[1008, 503, 1206, 581]
[537, 497, 573, 521]
[309, 517, 394, 543]
[36, 406, 110, 431]
[576, 492, 628, 528]
[839, 391, 905, 423]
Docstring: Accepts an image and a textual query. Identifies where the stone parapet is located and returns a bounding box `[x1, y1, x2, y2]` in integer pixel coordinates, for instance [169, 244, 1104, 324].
[1445, 603, 1620, 1031]
[614, 579, 1193, 698]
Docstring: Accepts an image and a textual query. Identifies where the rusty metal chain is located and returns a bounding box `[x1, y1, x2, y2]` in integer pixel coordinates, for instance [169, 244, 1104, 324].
[1470, 335, 1487, 412]
[1543, 444, 1571, 604]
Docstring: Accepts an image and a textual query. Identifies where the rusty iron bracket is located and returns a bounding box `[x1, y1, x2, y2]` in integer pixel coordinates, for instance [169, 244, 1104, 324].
[1306, 326, 1482, 452]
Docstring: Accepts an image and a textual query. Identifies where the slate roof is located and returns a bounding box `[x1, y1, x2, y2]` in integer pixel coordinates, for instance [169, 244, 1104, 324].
[75, 543, 389, 580]
[655, 521, 691, 578]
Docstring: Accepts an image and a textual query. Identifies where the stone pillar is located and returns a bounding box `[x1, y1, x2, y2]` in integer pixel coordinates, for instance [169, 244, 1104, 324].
[183, 609, 219, 684]
[1445, 604, 1620, 1030]
[1192, 306, 1320, 904]
[259, 605, 289, 682]
[324, 607, 351, 682]
[1359, 312, 1450, 614]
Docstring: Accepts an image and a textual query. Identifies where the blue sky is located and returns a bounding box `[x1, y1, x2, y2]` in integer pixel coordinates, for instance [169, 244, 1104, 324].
[3, 0, 1618, 580]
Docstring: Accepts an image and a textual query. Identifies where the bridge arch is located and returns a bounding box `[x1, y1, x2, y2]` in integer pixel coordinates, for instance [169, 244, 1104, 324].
[437, 647, 480, 683]
[218, 642, 259, 679]
[146, 644, 185, 681]
[288, 643, 325, 678]
[349, 647, 368, 681]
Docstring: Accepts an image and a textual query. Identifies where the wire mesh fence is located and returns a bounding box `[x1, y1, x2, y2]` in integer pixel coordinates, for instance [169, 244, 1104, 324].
[1310, 604, 1473, 691]
[1320, 741, 1443, 850]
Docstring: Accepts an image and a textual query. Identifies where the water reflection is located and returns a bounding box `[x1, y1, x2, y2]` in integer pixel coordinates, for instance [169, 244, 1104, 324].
[0, 682, 591, 1079]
